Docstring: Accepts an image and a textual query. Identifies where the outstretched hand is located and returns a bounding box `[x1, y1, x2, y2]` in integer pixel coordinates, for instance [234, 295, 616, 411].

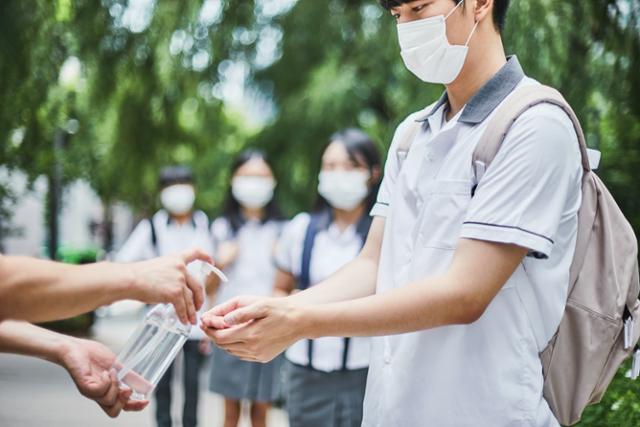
[60, 337, 148, 418]
[200, 295, 305, 363]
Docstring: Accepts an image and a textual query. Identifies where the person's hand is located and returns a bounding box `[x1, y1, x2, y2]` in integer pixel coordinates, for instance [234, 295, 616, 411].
[216, 241, 239, 269]
[58, 337, 148, 418]
[129, 248, 212, 325]
[200, 296, 305, 363]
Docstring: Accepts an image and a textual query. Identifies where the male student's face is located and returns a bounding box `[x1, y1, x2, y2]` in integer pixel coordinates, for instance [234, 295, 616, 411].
[389, 0, 471, 47]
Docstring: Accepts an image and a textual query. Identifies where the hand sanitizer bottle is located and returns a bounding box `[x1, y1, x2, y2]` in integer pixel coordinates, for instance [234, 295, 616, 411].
[113, 261, 227, 400]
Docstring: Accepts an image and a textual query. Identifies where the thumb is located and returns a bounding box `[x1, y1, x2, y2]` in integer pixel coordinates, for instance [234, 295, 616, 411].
[181, 248, 213, 265]
[223, 303, 268, 326]
[82, 370, 111, 398]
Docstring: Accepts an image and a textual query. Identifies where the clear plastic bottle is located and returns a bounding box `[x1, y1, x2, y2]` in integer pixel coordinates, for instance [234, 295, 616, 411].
[113, 261, 227, 400]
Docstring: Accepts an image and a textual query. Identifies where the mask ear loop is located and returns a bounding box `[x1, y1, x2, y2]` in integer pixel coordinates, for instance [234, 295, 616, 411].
[445, 0, 465, 20]
[465, 21, 479, 46]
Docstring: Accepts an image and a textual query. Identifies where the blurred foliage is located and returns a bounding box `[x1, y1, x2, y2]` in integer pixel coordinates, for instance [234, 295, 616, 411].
[1, 0, 640, 423]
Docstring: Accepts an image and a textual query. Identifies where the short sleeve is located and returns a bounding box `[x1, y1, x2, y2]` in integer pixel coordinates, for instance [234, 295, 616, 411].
[273, 213, 310, 275]
[460, 105, 583, 258]
[371, 111, 426, 218]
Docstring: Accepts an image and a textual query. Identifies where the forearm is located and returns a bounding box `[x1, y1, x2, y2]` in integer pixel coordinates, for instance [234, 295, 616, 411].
[0, 256, 135, 322]
[297, 239, 527, 338]
[300, 275, 476, 338]
[289, 254, 379, 305]
[0, 320, 70, 365]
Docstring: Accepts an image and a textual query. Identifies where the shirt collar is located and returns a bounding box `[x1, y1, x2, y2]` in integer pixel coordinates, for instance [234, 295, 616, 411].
[416, 56, 525, 127]
[166, 212, 196, 228]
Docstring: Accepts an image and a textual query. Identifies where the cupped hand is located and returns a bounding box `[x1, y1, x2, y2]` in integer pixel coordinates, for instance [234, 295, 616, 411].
[60, 337, 149, 418]
[129, 248, 212, 325]
[200, 296, 305, 363]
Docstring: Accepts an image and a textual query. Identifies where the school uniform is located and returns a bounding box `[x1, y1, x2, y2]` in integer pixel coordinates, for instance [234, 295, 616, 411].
[362, 56, 584, 427]
[208, 217, 283, 403]
[116, 209, 213, 427]
[275, 211, 370, 427]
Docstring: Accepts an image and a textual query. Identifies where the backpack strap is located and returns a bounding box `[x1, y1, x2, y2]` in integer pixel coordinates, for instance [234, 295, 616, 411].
[396, 119, 422, 158]
[473, 84, 590, 179]
[148, 217, 158, 256]
[299, 210, 371, 371]
[299, 212, 329, 370]
[473, 84, 593, 293]
[299, 212, 330, 290]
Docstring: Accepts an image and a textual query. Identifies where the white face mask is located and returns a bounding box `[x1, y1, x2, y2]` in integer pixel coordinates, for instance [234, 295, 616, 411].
[318, 170, 370, 211]
[397, 0, 478, 84]
[232, 176, 276, 209]
[160, 184, 195, 215]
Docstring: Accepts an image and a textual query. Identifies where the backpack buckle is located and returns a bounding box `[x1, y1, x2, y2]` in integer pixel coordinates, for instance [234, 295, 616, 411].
[631, 345, 640, 380]
[624, 306, 634, 350]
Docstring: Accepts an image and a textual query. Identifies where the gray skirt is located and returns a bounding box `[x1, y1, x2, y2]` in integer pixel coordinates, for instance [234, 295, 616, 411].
[286, 360, 368, 427]
[209, 346, 283, 402]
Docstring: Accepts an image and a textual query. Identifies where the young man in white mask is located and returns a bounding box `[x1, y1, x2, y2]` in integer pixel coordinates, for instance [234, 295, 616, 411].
[202, 1, 583, 426]
[117, 165, 213, 427]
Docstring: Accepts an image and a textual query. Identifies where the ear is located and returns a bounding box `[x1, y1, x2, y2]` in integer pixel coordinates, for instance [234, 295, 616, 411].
[370, 165, 382, 184]
[472, 0, 493, 24]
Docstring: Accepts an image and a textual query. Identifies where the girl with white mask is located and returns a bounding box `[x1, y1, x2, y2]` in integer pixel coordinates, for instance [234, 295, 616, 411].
[207, 149, 284, 427]
[117, 165, 213, 427]
[272, 129, 381, 427]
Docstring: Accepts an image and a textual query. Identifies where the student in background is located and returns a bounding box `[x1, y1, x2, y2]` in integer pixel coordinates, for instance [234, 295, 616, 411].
[272, 129, 381, 427]
[117, 165, 213, 427]
[207, 149, 284, 427]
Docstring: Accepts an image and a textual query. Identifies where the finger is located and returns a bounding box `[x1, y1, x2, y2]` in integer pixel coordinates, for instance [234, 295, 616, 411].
[209, 326, 250, 346]
[101, 397, 125, 418]
[185, 271, 205, 311]
[182, 284, 197, 325]
[95, 379, 120, 407]
[224, 302, 268, 326]
[124, 399, 149, 412]
[201, 325, 226, 342]
[200, 314, 228, 330]
[117, 387, 132, 404]
[81, 370, 111, 399]
[200, 324, 234, 342]
[171, 284, 189, 325]
[181, 247, 213, 265]
[205, 297, 243, 317]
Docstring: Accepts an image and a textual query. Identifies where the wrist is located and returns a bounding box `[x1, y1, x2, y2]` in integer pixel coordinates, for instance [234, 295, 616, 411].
[289, 299, 323, 340]
[117, 262, 143, 302]
[48, 333, 76, 367]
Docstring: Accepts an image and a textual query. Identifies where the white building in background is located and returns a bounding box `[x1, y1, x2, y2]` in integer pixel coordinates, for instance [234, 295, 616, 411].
[1, 168, 134, 257]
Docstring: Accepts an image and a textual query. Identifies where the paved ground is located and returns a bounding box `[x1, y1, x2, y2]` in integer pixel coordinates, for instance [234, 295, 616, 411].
[0, 314, 289, 427]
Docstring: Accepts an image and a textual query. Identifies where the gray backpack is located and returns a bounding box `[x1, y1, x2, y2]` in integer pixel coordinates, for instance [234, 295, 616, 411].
[398, 84, 640, 426]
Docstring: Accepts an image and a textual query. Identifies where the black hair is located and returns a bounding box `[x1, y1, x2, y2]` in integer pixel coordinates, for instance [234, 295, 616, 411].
[379, 0, 511, 33]
[159, 165, 193, 188]
[315, 128, 382, 213]
[222, 149, 283, 234]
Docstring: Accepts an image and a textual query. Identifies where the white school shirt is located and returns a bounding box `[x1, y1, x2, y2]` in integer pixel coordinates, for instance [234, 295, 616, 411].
[275, 212, 371, 373]
[116, 209, 214, 340]
[362, 57, 583, 427]
[210, 217, 282, 304]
